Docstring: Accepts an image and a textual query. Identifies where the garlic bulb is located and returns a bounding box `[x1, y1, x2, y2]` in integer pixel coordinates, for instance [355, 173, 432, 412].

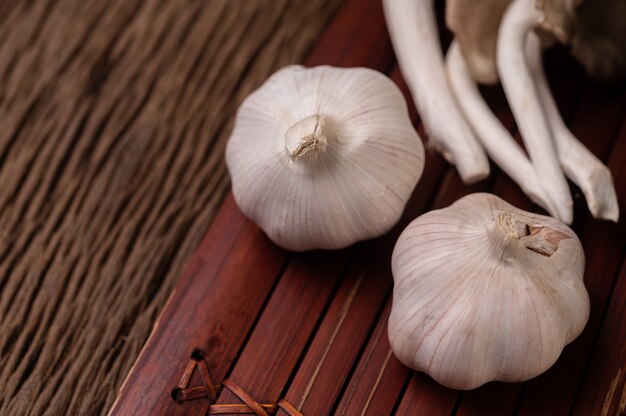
[226, 65, 424, 251]
[389, 193, 589, 390]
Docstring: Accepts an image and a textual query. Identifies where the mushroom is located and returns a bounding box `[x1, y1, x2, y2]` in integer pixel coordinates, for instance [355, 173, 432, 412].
[382, 0, 490, 184]
[448, 0, 626, 84]
[446, 41, 558, 217]
[525, 33, 619, 221]
[446, 0, 512, 85]
[443, 0, 619, 222]
[447, 37, 619, 221]
[537, 0, 626, 83]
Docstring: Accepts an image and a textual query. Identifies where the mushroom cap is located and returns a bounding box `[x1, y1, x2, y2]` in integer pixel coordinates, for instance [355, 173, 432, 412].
[446, 0, 513, 85]
[448, 0, 626, 84]
[226, 65, 424, 251]
[537, 0, 626, 82]
[536, 0, 582, 44]
[389, 193, 589, 389]
[571, 0, 625, 83]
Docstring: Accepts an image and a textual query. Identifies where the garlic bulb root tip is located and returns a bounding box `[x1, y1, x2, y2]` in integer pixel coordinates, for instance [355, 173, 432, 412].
[285, 114, 328, 160]
[496, 212, 531, 240]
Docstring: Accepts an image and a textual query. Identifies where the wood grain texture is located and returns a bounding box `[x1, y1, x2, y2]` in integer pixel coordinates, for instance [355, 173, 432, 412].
[0, 1, 341, 414]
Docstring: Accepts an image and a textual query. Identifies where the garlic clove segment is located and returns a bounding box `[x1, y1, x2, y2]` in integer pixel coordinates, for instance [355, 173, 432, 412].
[226, 65, 425, 252]
[389, 193, 589, 390]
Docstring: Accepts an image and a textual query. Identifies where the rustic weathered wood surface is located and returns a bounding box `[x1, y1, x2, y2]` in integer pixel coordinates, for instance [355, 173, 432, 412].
[0, 1, 341, 414]
[111, 0, 626, 415]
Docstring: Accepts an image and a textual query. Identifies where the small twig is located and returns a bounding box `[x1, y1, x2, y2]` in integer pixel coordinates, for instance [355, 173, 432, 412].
[176, 386, 214, 402]
[207, 404, 278, 415]
[277, 400, 303, 416]
[197, 359, 218, 402]
[222, 379, 270, 416]
[172, 349, 302, 416]
[177, 358, 197, 389]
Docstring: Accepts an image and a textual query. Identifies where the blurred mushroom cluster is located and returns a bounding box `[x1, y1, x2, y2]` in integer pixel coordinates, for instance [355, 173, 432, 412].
[383, 0, 626, 223]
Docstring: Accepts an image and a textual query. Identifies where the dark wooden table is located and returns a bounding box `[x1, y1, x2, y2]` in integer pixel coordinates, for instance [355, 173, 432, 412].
[112, 0, 626, 415]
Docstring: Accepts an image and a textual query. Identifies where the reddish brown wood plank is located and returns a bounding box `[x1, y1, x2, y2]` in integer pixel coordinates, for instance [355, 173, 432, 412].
[307, 0, 394, 69]
[109, 195, 288, 415]
[395, 376, 460, 416]
[212, 250, 350, 407]
[566, 117, 626, 416]
[277, 253, 393, 415]
[512, 78, 626, 416]
[110, 0, 394, 414]
[572, 212, 626, 415]
[334, 299, 410, 416]
[455, 384, 521, 416]
[449, 52, 626, 416]
[212, 0, 396, 409]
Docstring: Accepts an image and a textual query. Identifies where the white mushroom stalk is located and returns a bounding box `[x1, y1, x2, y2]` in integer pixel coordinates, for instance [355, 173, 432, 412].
[446, 41, 558, 216]
[447, 39, 619, 222]
[497, 0, 573, 223]
[525, 33, 619, 222]
[446, 37, 619, 222]
[383, 0, 490, 184]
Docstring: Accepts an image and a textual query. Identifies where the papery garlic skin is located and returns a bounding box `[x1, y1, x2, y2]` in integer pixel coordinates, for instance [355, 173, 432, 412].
[226, 65, 424, 251]
[389, 193, 589, 390]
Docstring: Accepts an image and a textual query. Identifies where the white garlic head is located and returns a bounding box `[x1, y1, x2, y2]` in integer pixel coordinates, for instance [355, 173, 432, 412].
[389, 193, 589, 390]
[226, 65, 424, 251]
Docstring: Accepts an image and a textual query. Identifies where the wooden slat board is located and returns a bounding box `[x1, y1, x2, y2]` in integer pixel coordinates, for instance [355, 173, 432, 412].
[111, 0, 626, 414]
